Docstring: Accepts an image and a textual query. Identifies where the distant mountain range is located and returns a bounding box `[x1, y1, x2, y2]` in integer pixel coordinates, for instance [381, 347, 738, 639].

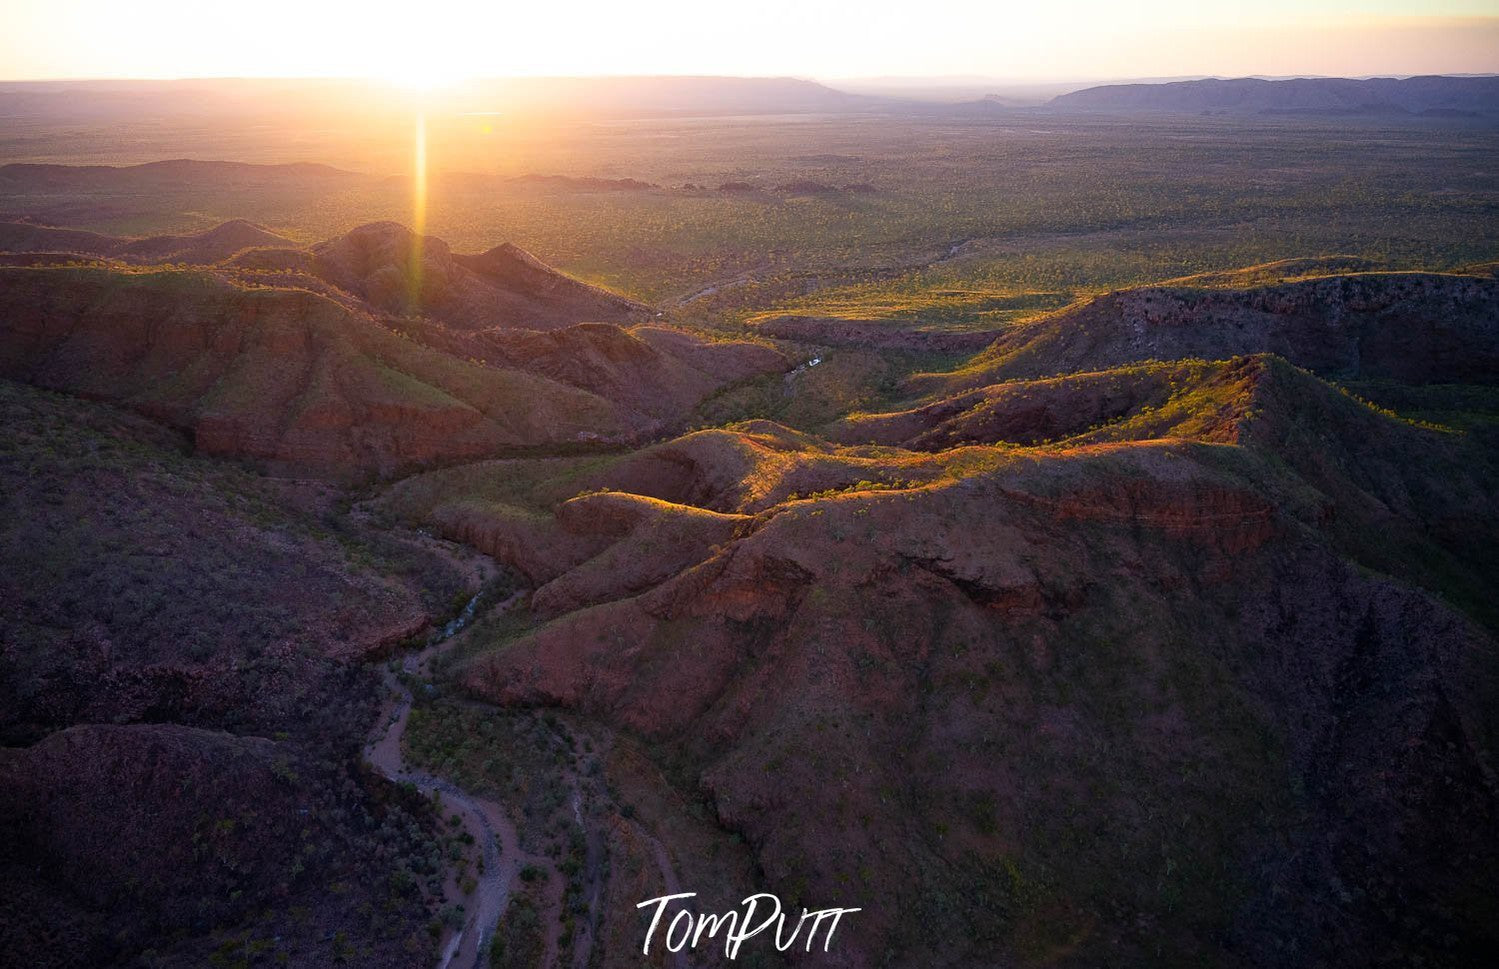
[1050, 75, 1499, 117]
[1, 74, 1494, 124]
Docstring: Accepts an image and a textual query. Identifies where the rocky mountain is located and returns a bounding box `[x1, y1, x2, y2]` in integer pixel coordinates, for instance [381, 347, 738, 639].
[5, 244, 1498, 967]
[0, 217, 651, 330]
[375, 268, 1499, 967]
[0, 223, 787, 476]
[279, 221, 651, 329]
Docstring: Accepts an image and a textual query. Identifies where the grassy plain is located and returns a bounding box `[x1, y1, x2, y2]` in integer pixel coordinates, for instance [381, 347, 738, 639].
[4, 113, 1495, 323]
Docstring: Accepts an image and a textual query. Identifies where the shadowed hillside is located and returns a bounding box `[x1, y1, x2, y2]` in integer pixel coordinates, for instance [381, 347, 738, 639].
[0, 229, 788, 476]
[0, 381, 482, 968]
[0, 218, 296, 263]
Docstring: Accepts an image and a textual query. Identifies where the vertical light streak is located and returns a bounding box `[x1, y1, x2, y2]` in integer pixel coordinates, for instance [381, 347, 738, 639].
[408, 111, 427, 313]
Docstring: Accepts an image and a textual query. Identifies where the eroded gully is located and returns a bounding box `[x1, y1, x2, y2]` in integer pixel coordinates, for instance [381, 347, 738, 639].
[363, 589, 696, 969]
[362, 591, 563, 969]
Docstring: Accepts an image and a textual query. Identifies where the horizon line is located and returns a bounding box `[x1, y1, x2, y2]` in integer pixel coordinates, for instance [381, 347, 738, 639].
[1, 71, 1496, 86]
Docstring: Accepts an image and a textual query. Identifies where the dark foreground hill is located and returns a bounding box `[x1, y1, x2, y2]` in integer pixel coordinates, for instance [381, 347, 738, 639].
[1051, 75, 1499, 117]
[0, 381, 482, 968]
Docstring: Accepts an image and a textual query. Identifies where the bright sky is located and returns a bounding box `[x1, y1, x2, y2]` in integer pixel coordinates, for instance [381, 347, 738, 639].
[1, 0, 1495, 83]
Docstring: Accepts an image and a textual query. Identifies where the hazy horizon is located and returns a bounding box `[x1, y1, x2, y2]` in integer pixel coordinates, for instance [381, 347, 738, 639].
[1, 71, 1495, 85]
[2, 1, 1496, 87]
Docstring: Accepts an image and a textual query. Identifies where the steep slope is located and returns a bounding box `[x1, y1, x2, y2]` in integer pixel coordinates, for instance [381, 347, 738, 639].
[410, 320, 788, 421]
[0, 380, 473, 742]
[376, 420, 959, 592]
[0, 217, 652, 330]
[834, 358, 1257, 449]
[913, 271, 1499, 396]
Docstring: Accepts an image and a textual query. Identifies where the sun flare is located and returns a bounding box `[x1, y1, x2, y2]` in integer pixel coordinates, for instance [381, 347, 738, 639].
[380, 62, 468, 92]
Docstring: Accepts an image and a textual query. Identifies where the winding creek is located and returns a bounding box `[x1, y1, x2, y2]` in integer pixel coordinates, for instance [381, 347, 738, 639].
[362, 591, 558, 969]
[363, 588, 695, 969]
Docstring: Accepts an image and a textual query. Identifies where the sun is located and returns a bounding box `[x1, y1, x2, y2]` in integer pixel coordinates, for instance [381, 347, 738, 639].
[379, 61, 468, 92]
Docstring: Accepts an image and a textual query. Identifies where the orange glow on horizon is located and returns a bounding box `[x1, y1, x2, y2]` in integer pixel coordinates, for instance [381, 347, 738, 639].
[408, 112, 427, 311]
[1, 2, 1495, 82]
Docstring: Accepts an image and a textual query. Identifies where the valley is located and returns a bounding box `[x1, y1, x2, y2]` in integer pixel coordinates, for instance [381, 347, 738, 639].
[2, 82, 1498, 969]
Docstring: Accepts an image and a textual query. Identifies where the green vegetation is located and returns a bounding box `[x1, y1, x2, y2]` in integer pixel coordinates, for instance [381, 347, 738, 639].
[10, 115, 1496, 326]
[404, 701, 605, 894]
[487, 894, 543, 969]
